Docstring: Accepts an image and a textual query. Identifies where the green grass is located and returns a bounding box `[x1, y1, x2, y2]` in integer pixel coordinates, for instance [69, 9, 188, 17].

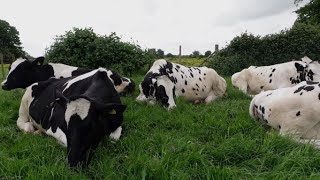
[169, 58, 205, 67]
[2, 66, 320, 179]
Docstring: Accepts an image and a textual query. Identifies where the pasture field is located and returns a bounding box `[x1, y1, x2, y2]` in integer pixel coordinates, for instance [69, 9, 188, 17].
[2, 66, 320, 179]
[169, 58, 205, 67]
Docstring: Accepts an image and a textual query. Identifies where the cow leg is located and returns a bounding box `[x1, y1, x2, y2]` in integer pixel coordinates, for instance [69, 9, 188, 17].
[279, 129, 320, 149]
[17, 91, 35, 133]
[293, 138, 320, 149]
[110, 126, 122, 141]
[204, 91, 218, 104]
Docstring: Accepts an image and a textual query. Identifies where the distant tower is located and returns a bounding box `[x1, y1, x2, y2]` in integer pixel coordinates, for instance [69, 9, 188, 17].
[215, 44, 219, 52]
[179, 45, 182, 58]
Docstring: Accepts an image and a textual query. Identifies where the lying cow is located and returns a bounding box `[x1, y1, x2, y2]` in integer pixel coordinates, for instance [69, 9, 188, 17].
[231, 56, 319, 95]
[136, 59, 227, 109]
[249, 81, 320, 148]
[17, 68, 126, 167]
[1, 56, 135, 94]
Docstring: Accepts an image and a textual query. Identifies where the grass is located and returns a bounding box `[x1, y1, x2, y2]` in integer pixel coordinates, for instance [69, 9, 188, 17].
[1, 65, 320, 179]
[169, 58, 205, 67]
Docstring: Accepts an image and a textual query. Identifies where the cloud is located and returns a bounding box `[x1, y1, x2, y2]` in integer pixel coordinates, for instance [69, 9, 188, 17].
[0, 0, 308, 56]
[212, 0, 296, 26]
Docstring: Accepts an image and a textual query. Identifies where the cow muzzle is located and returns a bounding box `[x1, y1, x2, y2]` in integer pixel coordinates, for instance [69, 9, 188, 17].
[68, 148, 94, 168]
[1, 81, 9, 90]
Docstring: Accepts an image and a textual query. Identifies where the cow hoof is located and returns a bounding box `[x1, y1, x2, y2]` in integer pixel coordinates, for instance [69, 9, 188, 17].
[33, 130, 43, 135]
[194, 100, 203, 104]
[110, 126, 122, 141]
[22, 122, 35, 133]
[167, 105, 176, 110]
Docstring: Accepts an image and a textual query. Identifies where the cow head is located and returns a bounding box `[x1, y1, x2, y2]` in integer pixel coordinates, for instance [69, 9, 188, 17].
[213, 75, 227, 97]
[137, 74, 176, 109]
[119, 77, 136, 96]
[54, 89, 126, 168]
[231, 70, 248, 92]
[1, 57, 46, 90]
[136, 73, 158, 103]
[155, 75, 176, 109]
[306, 61, 320, 82]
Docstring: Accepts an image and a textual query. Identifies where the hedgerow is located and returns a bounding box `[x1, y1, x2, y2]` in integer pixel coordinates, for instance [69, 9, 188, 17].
[45, 28, 154, 75]
[209, 23, 320, 75]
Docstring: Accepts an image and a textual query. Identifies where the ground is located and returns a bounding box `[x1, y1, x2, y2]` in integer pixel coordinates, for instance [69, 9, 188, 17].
[1, 63, 320, 179]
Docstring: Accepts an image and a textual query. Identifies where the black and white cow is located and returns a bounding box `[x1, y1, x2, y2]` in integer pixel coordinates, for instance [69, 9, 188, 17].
[249, 81, 320, 148]
[231, 56, 319, 95]
[136, 59, 227, 109]
[1, 57, 135, 94]
[17, 68, 126, 167]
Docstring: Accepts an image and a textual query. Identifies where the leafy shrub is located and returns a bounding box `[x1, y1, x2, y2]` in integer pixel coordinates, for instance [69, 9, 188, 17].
[208, 23, 320, 75]
[0, 19, 24, 63]
[45, 28, 154, 75]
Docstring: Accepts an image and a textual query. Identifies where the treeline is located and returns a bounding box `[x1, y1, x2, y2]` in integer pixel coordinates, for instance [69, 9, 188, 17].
[208, 0, 320, 76]
[148, 49, 213, 59]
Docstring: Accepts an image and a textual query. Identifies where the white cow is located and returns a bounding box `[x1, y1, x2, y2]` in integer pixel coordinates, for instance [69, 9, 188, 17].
[249, 81, 320, 148]
[232, 56, 318, 95]
[137, 59, 227, 109]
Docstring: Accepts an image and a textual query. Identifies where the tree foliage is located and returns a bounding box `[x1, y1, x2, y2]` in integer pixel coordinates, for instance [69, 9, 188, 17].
[156, 49, 165, 58]
[0, 19, 24, 62]
[204, 50, 212, 57]
[208, 23, 320, 75]
[45, 28, 154, 75]
[295, 0, 320, 25]
[191, 51, 200, 58]
[166, 53, 174, 58]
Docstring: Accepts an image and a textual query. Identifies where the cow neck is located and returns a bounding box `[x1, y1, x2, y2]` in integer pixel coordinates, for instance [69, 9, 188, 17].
[34, 64, 54, 81]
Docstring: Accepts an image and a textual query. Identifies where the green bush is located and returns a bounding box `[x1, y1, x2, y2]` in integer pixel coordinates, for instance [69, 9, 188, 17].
[45, 28, 154, 75]
[208, 23, 320, 75]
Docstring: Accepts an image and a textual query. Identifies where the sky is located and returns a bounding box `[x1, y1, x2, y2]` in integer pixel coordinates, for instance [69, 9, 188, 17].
[0, 0, 309, 56]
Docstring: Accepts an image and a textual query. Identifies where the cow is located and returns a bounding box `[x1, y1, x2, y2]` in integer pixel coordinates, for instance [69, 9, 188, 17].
[136, 59, 227, 109]
[1, 56, 135, 94]
[17, 68, 126, 167]
[249, 81, 320, 148]
[231, 56, 319, 95]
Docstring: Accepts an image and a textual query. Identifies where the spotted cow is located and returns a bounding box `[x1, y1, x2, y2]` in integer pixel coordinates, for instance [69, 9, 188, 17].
[17, 68, 126, 167]
[136, 59, 227, 109]
[1, 57, 135, 94]
[231, 56, 319, 95]
[250, 81, 320, 148]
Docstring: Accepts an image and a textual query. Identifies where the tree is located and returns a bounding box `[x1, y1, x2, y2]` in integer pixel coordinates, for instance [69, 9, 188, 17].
[204, 50, 212, 57]
[0, 19, 24, 62]
[295, 0, 320, 25]
[191, 51, 200, 58]
[166, 53, 174, 58]
[156, 49, 164, 58]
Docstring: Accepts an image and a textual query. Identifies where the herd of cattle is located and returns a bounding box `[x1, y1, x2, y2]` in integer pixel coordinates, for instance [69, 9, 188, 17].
[1, 56, 320, 168]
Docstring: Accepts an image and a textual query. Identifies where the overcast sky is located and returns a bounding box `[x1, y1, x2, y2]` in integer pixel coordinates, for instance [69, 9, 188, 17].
[0, 0, 309, 56]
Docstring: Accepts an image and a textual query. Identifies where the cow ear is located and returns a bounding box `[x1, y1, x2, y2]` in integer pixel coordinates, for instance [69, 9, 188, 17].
[32, 56, 45, 66]
[54, 88, 68, 106]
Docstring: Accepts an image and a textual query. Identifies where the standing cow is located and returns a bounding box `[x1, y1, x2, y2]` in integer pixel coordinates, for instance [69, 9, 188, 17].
[137, 59, 227, 109]
[1, 56, 135, 94]
[231, 56, 319, 95]
[17, 68, 126, 167]
[249, 81, 320, 148]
